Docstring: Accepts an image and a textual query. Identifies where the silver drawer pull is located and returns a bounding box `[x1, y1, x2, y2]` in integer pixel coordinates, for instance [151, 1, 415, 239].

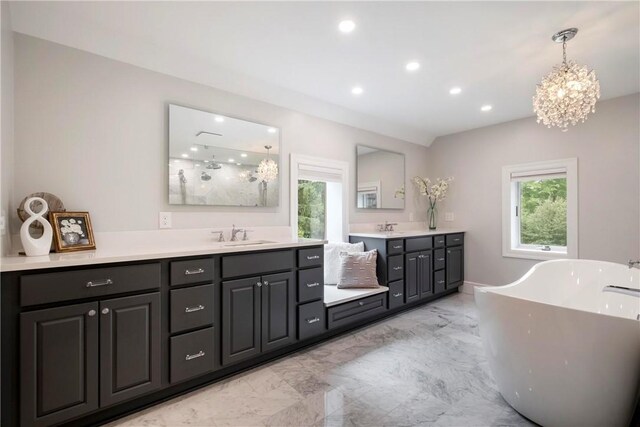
[453, 238, 460, 242]
[306, 317, 320, 324]
[437, 258, 445, 262]
[438, 280, 445, 284]
[306, 255, 320, 260]
[86, 279, 113, 288]
[393, 292, 403, 297]
[185, 305, 205, 313]
[393, 245, 402, 249]
[185, 351, 205, 361]
[306, 282, 320, 288]
[185, 268, 205, 275]
[393, 266, 403, 271]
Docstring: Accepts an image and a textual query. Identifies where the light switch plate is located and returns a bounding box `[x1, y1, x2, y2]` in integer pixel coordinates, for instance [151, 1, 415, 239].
[159, 212, 172, 229]
[444, 212, 455, 222]
[409, 212, 415, 222]
[0, 211, 5, 236]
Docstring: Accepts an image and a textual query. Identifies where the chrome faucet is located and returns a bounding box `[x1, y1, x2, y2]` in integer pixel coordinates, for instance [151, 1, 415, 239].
[230, 225, 244, 241]
[602, 285, 640, 298]
[384, 221, 397, 232]
[628, 260, 640, 269]
[211, 231, 225, 242]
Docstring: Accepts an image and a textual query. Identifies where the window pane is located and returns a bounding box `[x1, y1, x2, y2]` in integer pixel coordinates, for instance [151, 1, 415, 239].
[298, 180, 326, 239]
[519, 177, 567, 246]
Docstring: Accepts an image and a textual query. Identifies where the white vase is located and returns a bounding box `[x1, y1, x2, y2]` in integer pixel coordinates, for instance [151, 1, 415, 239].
[20, 197, 53, 256]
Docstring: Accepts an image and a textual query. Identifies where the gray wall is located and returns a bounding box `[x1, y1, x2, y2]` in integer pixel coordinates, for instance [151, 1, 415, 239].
[428, 93, 640, 285]
[1, 4, 14, 256]
[9, 34, 428, 234]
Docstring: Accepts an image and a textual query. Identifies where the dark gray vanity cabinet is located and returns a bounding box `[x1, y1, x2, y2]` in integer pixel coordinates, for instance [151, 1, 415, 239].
[99, 293, 161, 407]
[222, 272, 295, 366]
[404, 252, 420, 303]
[418, 251, 433, 298]
[19, 293, 161, 426]
[20, 302, 100, 427]
[446, 244, 464, 288]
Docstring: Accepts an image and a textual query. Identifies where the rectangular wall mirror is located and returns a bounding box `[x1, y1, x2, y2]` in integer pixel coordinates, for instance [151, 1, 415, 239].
[356, 145, 405, 209]
[169, 104, 280, 207]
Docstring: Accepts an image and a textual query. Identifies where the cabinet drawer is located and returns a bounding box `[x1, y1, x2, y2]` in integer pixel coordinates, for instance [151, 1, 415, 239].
[387, 239, 404, 255]
[170, 327, 215, 384]
[434, 270, 446, 294]
[446, 233, 464, 246]
[298, 301, 326, 341]
[388, 280, 405, 310]
[405, 236, 432, 252]
[222, 250, 293, 279]
[20, 263, 161, 307]
[170, 284, 215, 334]
[298, 268, 324, 303]
[433, 235, 446, 248]
[434, 249, 446, 271]
[387, 255, 404, 282]
[298, 247, 324, 268]
[327, 293, 387, 330]
[170, 258, 214, 286]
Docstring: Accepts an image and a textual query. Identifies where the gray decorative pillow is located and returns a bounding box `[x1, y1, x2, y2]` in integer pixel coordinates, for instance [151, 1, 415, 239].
[337, 249, 380, 289]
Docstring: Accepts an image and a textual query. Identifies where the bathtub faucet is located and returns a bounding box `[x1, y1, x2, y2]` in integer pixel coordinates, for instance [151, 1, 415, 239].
[629, 260, 640, 269]
[602, 285, 640, 298]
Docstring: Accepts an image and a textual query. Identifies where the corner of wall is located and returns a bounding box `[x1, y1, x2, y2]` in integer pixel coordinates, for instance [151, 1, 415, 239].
[1, 1, 15, 256]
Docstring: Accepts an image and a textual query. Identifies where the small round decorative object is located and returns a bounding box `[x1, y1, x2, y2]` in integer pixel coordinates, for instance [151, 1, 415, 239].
[63, 232, 81, 245]
[19, 197, 53, 256]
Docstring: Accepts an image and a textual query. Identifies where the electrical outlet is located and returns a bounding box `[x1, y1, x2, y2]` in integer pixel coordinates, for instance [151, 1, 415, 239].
[159, 212, 172, 229]
[409, 212, 414, 222]
[0, 211, 6, 236]
[444, 212, 455, 222]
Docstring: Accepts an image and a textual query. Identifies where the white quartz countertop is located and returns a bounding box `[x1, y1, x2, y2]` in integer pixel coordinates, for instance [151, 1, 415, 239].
[0, 237, 326, 273]
[323, 285, 389, 307]
[349, 229, 465, 239]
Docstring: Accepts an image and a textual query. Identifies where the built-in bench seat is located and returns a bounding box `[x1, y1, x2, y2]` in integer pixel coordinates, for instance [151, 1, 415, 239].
[323, 284, 389, 307]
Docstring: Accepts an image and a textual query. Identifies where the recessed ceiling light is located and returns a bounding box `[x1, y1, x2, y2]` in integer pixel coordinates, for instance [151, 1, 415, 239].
[190, 146, 198, 152]
[236, 163, 242, 166]
[481, 104, 493, 112]
[215, 116, 224, 123]
[351, 86, 364, 95]
[449, 87, 462, 95]
[228, 158, 235, 163]
[267, 128, 277, 134]
[240, 153, 248, 158]
[173, 159, 179, 163]
[195, 164, 200, 167]
[181, 153, 188, 158]
[406, 61, 420, 71]
[338, 20, 355, 33]
[204, 160, 209, 163]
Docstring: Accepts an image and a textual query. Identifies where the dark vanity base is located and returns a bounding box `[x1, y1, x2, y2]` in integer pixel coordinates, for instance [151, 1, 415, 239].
[69, 287, 460, 427]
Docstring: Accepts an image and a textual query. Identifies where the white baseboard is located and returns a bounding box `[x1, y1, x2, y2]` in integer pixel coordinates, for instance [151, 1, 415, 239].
[461, 280, 491, 295]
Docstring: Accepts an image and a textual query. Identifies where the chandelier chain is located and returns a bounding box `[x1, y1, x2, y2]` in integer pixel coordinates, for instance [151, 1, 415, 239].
[562, 40, 567, 65]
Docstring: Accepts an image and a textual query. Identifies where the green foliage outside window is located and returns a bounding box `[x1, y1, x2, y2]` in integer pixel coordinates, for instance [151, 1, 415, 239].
[520, 178, 567, 246]
[298, 180, 326, 239]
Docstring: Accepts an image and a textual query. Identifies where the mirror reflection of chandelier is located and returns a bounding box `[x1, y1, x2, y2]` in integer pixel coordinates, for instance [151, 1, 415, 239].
[256, 145, 278, 183]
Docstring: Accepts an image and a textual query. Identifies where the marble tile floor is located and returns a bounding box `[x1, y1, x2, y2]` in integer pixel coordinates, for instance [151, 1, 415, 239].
[107, 293, 536, 427]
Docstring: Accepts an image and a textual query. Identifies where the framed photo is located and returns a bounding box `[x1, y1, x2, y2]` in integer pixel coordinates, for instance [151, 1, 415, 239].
[49, 212, 96, 252]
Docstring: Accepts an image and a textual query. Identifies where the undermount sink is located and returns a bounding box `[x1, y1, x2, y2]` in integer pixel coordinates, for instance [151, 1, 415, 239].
[223, 240, 277, 247]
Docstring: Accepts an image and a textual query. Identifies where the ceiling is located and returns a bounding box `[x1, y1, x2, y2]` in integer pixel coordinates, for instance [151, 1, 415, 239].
[9, 1, 640, 146]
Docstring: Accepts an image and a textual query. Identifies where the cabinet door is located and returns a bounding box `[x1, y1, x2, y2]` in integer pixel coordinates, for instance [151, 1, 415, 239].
[20, 302, 99, 427]
[100, 293, 161, 407]
[222, 277, 262, 365]
[446, 246, 464, 288]
[261, 272, 296, 352]
[404, 253, 420, 303]
[419, 251, 433, 298]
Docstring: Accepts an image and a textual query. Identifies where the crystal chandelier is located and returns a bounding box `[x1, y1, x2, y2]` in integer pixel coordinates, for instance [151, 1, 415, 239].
[256, 145, 278, 183]
[533, 28, 600, 132]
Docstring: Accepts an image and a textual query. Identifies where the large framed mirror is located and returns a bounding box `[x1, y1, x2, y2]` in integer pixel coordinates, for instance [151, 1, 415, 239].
[356, 145, 405, 209]
[169, 104, 280, 207]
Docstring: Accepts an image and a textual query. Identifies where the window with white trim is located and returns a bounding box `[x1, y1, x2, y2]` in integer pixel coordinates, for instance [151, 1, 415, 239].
[502, 158, 578, 260]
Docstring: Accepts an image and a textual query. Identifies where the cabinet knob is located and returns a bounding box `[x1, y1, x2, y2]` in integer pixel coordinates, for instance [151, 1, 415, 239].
[256, 282, 262, 287]
[263, 281, 269, 286]
[101, 308, 110, 315]
[358, 301, 364, 306]
[88, 309, 96, 317]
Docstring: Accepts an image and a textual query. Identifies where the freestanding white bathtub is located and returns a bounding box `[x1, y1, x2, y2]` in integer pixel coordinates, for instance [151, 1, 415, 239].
[475, 259, 640, 427]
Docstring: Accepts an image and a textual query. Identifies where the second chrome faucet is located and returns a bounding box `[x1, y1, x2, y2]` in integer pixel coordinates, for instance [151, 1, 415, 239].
[212, 225, 253, 242]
